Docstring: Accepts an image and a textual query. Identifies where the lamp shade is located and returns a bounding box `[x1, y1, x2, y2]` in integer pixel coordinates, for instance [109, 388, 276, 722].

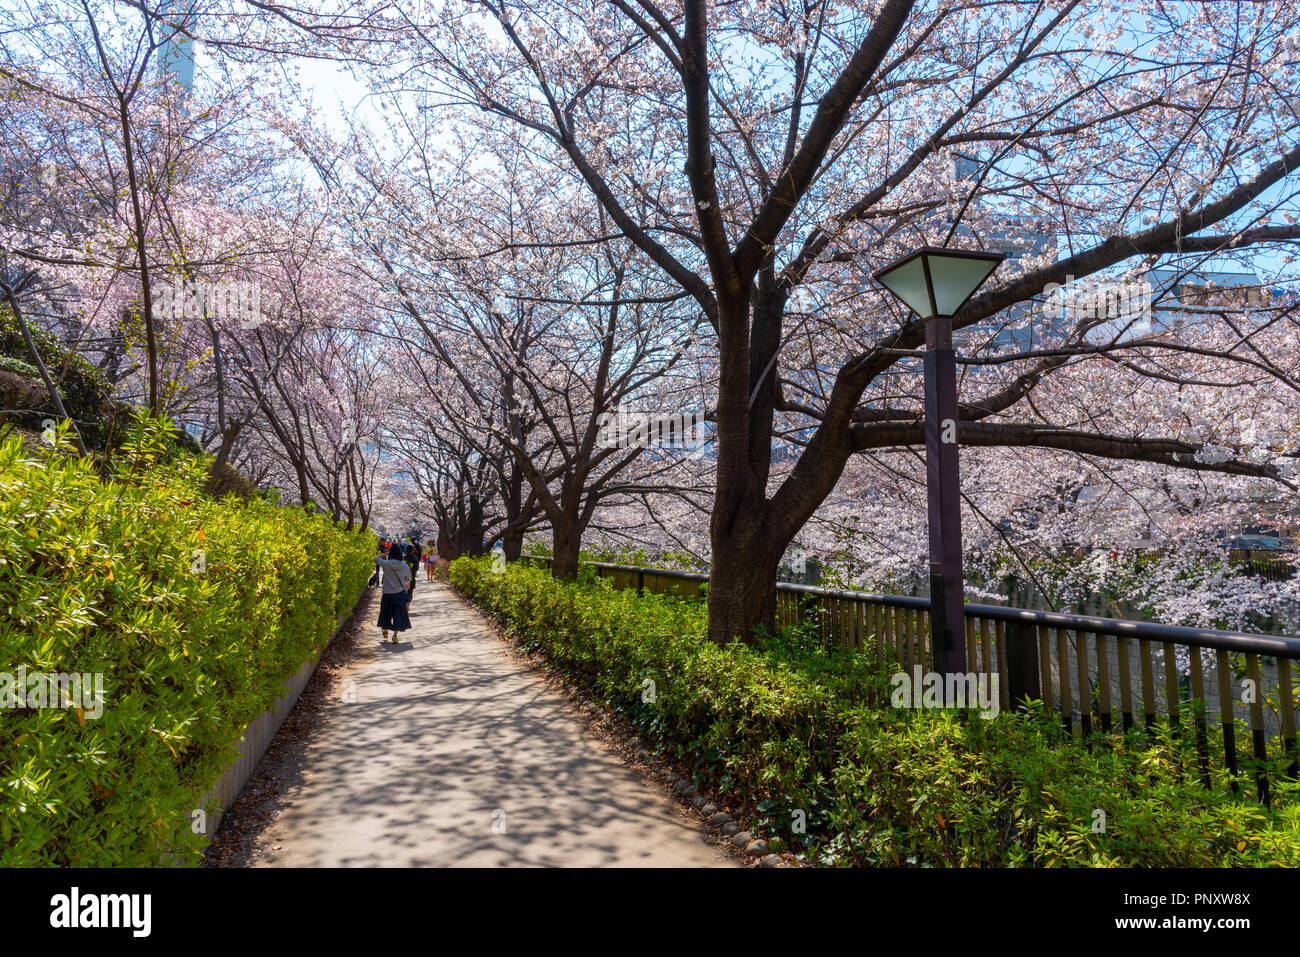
[873, 246, 1005, 319]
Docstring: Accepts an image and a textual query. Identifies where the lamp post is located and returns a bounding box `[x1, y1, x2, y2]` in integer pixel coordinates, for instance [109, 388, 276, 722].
[873, 246, 1005, 698]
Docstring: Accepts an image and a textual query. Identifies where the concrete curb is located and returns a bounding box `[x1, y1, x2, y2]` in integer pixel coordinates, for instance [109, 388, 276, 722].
[196, 589, 365, 840]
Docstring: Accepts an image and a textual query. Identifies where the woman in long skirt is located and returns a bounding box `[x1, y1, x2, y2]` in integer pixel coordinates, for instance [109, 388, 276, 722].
[375, 542, 412, 642]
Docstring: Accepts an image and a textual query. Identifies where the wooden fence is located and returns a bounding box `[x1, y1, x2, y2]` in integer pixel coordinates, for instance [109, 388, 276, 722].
[525, 556, 1300, 802]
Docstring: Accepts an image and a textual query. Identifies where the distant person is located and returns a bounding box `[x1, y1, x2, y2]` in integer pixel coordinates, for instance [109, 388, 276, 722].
[425, 540, 437, 580]
[405, 539, 422, 600]
[375, 542, 412, 642]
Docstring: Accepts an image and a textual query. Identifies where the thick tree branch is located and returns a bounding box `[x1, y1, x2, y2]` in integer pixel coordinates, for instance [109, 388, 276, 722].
[850, 419, 1296, 487]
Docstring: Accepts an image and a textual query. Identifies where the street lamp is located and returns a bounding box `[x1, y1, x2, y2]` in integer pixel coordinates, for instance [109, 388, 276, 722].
[874, 246, 1005, 698]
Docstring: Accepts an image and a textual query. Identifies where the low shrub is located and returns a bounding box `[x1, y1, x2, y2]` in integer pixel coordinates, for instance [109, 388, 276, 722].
[451, 557, 1300, 866]
[0, 356, 40, 378]
[0, 416, 375, 866]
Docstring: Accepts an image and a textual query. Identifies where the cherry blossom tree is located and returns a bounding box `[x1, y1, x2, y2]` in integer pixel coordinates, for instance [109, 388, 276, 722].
[364, 0, 1300, 642]
[327, 111, 717, 574]
[7, 0, 1300, 642]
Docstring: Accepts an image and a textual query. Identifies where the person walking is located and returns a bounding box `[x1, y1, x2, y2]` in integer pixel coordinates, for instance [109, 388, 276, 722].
[425, 540, 437, 580]
[404, 538, 421, 602]
[375, 542, 412, 643]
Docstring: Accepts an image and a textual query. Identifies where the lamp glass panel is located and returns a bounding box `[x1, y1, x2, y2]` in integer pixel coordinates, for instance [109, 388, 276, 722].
[926, 253, 1000, 315]
[876, 256, 933, 318]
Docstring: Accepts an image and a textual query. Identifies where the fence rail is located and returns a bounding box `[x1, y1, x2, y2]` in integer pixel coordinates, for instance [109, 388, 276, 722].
[522, 556, 1300, 802]
[1227, 552, 1295, 583]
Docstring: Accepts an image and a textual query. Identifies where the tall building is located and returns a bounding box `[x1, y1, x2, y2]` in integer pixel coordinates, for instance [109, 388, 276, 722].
[157, 2, 196, 92]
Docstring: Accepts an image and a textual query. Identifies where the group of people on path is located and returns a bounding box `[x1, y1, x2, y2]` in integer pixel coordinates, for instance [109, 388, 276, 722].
[373, 537, 439, 643]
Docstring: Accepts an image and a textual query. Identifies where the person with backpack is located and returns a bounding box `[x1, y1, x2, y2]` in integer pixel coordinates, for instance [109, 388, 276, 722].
[375, 542, 412, 642]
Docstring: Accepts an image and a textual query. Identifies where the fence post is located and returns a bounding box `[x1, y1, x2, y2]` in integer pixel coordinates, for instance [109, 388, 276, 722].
[1005, 619, 1040, 709]
[636, 569, 645, 596]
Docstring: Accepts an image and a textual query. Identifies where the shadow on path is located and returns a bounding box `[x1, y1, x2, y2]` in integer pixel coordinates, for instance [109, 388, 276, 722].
[238, 581, 734, 868]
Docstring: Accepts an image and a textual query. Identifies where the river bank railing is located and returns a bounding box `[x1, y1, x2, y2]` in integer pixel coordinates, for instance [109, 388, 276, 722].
[523, 556, 1300, 802]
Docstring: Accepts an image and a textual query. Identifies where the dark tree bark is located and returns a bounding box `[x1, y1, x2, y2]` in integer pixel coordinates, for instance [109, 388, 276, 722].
[502, 526, 525, 562]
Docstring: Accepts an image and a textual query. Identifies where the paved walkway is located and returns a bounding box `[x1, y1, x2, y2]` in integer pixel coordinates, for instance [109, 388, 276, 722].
[248, 579, 734, 867]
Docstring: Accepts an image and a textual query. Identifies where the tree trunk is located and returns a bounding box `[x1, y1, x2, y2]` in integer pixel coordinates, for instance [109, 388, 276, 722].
[116, 97, 160, 416]
[499, 461, 528, 561]
[209, 420, 242, 476]
[704, 273, 816, 645]
[457, 497, 485, 556]
[502, 526, 524, 561]
[707, 513, 784, 645]
[202, 419, 245, 498]
[550, 515, 582, 580]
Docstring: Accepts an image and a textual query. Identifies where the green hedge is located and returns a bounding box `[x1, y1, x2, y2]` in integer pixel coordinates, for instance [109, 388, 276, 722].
[0, 417, 375, 866]
[451, 557, 1300, 866]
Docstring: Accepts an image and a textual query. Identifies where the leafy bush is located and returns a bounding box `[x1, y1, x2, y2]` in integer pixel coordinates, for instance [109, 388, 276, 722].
[0, 417, 375, 866]
[0, 355, 40, 378]
[451, 557, 1300, 866]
